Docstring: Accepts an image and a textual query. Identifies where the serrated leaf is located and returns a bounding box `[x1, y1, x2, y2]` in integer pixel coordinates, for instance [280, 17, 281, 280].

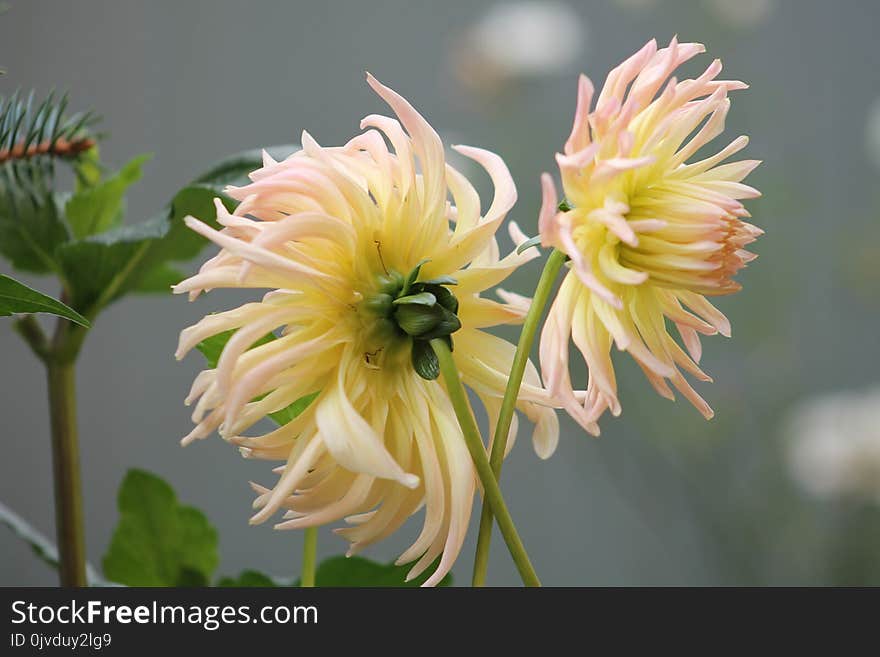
[217, 570, 278, 587]
[411, 339, 440, 380]
[34, 145, 296, 316]
[56, 184, 231, 314]
[0, 274, 89, 326]
[0, 500, 109, 586]
[295, 555, 452, 587]
[102, 469, 218, 587]
[196, 329, 318, 425]
[0, 187, 69, 273]
[65, 153, 151, 239]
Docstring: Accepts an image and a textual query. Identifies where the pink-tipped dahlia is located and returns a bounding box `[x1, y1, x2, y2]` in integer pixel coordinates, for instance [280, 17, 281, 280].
[538, 38, 762, 433]
[174, 75, 558, 586]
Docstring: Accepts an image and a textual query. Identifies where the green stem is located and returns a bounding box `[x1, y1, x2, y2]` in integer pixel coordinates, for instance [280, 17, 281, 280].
[430, 338, 541, 587]
[18, 308, 91, 587]
[471, 249, 566, 587]
[301, 526, 318, 587]
[46, 355, 87, 587]
[13, 315, 50, 361]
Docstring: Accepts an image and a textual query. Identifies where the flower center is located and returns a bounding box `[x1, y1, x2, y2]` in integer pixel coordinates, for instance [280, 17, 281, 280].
[358, 260, 461, 380]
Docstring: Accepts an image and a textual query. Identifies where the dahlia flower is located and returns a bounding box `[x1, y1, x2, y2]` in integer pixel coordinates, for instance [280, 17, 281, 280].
[174, 75, 558, 585]
[538, 38, 762, 433]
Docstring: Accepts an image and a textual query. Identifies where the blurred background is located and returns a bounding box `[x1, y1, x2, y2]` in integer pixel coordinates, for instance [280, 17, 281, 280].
[2, 0, 879, 586]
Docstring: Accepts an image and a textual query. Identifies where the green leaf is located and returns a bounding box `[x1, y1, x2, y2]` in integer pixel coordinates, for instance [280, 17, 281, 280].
[195, 328, 276, 369]
[133, 263, 184, 294]
[411, 339, 440, 380]
[193, 144, 299, 187]
[176, 567, 211, 587]
[0, 500, 109, 586]
[0, 499, 66, 574]
[296, 555, 452, 587]
[56, 184, 231, 314]
[217, 570, 278, 587]
[269, 391, 320, 426]
[73, 145, 102, 190]
[102, 469, 218, 587]
[65, 153, 151, 239]
[196, 329, 318, 425]
[47, 145, 296, 315]
[0, 187, 69, 273]
[0, 274, 89, 326]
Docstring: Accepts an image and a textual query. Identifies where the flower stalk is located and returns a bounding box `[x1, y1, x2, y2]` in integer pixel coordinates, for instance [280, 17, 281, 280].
[46, 357, 87, 587]
[471, 249, 566, 586]
[300, 527, 318, 587]
[15, 311, 89, 587]
[430, 338, 541, 587]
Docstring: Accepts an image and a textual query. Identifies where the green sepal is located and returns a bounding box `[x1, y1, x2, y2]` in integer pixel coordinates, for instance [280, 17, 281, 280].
[394, 303, 442, 337]
[411, 339, 440, 380]
[400, 258, 429, 296]
[392, 291, 436, 307]
[417, 305, 461, 340]
[420, 275, 457, 286]
[362, 292, 394, 317]
[422, 284, 458, 314]
[515, 234, 542, 255]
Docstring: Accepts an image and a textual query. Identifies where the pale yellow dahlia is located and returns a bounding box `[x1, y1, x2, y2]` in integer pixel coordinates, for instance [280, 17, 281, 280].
[174, 75, 558, 585]
[538, 38, 762, 434]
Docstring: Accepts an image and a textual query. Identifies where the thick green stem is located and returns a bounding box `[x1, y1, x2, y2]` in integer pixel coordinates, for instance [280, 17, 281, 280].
[471, 249, 566, 587]
[430, 338, 541, 587]
[46, 358, 87, 587]
[18, 309, 91, 587]
[301, 527, 318, 587]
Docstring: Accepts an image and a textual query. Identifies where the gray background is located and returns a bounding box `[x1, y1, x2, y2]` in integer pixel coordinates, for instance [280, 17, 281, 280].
[2, 0, 879, 585]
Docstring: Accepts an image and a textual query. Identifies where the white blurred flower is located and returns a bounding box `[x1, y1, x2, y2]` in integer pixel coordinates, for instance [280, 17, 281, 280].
[785, 386, 880, 504]
[866, 97, 880, 171]
[704, 0, 774, 29]
[451, 2, 584, 94]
